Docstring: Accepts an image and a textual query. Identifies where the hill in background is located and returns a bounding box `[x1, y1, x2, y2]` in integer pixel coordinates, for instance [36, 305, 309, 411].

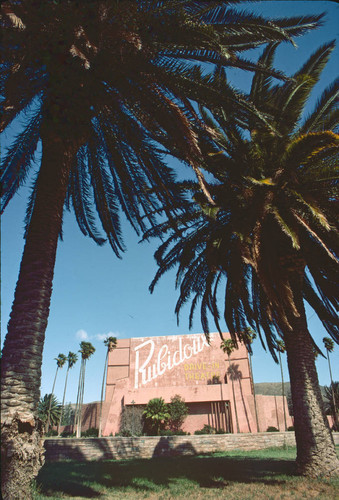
[254, 382, 326, 397]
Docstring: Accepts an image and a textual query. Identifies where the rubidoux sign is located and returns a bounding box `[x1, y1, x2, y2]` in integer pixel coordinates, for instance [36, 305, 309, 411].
[134, 334, 213, 389]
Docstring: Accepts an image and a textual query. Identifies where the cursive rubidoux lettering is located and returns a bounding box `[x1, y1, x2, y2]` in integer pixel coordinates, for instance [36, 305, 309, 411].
[134, 335, 209, 389]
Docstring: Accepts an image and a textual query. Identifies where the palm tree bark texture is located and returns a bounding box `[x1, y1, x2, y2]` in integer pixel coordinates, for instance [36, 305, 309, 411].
[283, 271, 338, 477]
[1, 131, 78, 500]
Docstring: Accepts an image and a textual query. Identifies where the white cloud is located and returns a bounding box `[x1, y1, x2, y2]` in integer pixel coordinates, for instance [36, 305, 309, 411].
[95, 331, 122, 341]
[75, 330, 122, 343]
[76, 329, 89, 340]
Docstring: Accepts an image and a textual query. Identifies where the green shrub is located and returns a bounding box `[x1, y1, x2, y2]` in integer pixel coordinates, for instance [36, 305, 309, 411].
[45, 429, 58, 437]
[115, 429, 142, 437]
[287, 426, 294, 431]
[168, 395, 188, 432]
[160, 429, 175, 436]
[266, 426, 279, 432]
[194, 424, 217, 435]
[60, 431, 75, 438]
[81, 427, 99, 437]
[159, 429, 190, 436]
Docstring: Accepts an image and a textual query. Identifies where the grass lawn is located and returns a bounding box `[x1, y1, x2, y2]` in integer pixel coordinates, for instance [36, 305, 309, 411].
[34, 446, 339, 499]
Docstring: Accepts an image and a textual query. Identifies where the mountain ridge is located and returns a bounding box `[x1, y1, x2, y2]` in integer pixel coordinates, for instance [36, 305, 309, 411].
[254, 382, 326, 396]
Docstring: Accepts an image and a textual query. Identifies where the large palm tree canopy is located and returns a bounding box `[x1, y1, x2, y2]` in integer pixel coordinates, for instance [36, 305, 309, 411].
[149, 41, 339, 357]
[148, 41, 339, 477]
[1, 0, 324, 253]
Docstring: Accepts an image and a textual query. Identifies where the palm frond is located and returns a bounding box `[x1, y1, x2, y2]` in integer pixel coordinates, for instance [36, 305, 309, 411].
[1, 107, 41, 212]
[299, 78, 339, 134]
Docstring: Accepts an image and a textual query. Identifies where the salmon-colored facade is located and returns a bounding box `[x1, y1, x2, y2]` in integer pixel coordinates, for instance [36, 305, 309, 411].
[102, 332, 292, 435]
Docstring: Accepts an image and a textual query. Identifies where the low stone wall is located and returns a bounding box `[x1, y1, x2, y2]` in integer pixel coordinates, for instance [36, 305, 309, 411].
[44, 432, 339, 462]
[44, 432, 297, 462]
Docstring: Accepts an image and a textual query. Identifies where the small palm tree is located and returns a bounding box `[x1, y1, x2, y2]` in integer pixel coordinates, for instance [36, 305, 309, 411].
[143, 397, 170, 436]
[46, 354, 66, 433]
[38, 394, 61, 432]
[57, 352, 78, 436]
[74, 342, 95, 438]
[323, 338, 338, 430]
[276, 340, 288, 431]
[220, 338, 239, 433]
[98, 336, 117, 437]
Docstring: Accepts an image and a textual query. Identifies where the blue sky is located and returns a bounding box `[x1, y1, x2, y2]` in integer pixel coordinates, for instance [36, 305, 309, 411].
[1, 1, 338, 404]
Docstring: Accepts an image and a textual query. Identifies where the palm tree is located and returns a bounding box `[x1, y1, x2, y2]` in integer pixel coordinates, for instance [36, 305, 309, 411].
[98, 336, 117, 438]
[220, 338, 240, 433]
[57, 351, 78, 436]
[74, 341, 95, 438]
[149, 43, 339, 476]
[0, 1, 325, 494]
[38, 394, 61, 431]
[143, 397, 170, 436]
[46, 353, 66, 433]
[243, 328, 260, 432]
[323, 337, 338, 430]
[276, 340, 288, 431]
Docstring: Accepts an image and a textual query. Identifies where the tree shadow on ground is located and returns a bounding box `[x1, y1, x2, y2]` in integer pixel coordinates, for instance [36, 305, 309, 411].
[152, 437, 197, 457]
[37, 452, 297, 498]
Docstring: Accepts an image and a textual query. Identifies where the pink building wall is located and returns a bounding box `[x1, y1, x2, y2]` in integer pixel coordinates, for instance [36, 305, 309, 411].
[102, 332, 292, 435]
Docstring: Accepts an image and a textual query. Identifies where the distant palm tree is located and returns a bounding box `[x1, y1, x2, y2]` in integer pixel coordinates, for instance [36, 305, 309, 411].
[276, 340, 287, 431]
[149, 42, 339, 476]
[57, 352, 78, 436]
[220, 339, 239, 433]
[98, 336, 117, 437]
[323, 338, 338, 430]
[46, 354, 66, 433]
[74, 342, 95, 438]
[38, 394, 61, 432]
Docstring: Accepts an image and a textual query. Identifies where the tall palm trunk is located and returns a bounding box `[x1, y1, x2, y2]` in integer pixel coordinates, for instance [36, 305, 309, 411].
[249, 353, 260, 432]
[228, 357, 240, 433]
[57, 366, 70, 436]
[284, 278, 339, 477]
[75, 359, 87, 438]
[278, 350, 288, 432]
[1, 131, 76, 500]
[76, 362, 84, 438]
[74, 359, 84, 437]
[98, 351, 109, 438]
[46, 367, 59, 433]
